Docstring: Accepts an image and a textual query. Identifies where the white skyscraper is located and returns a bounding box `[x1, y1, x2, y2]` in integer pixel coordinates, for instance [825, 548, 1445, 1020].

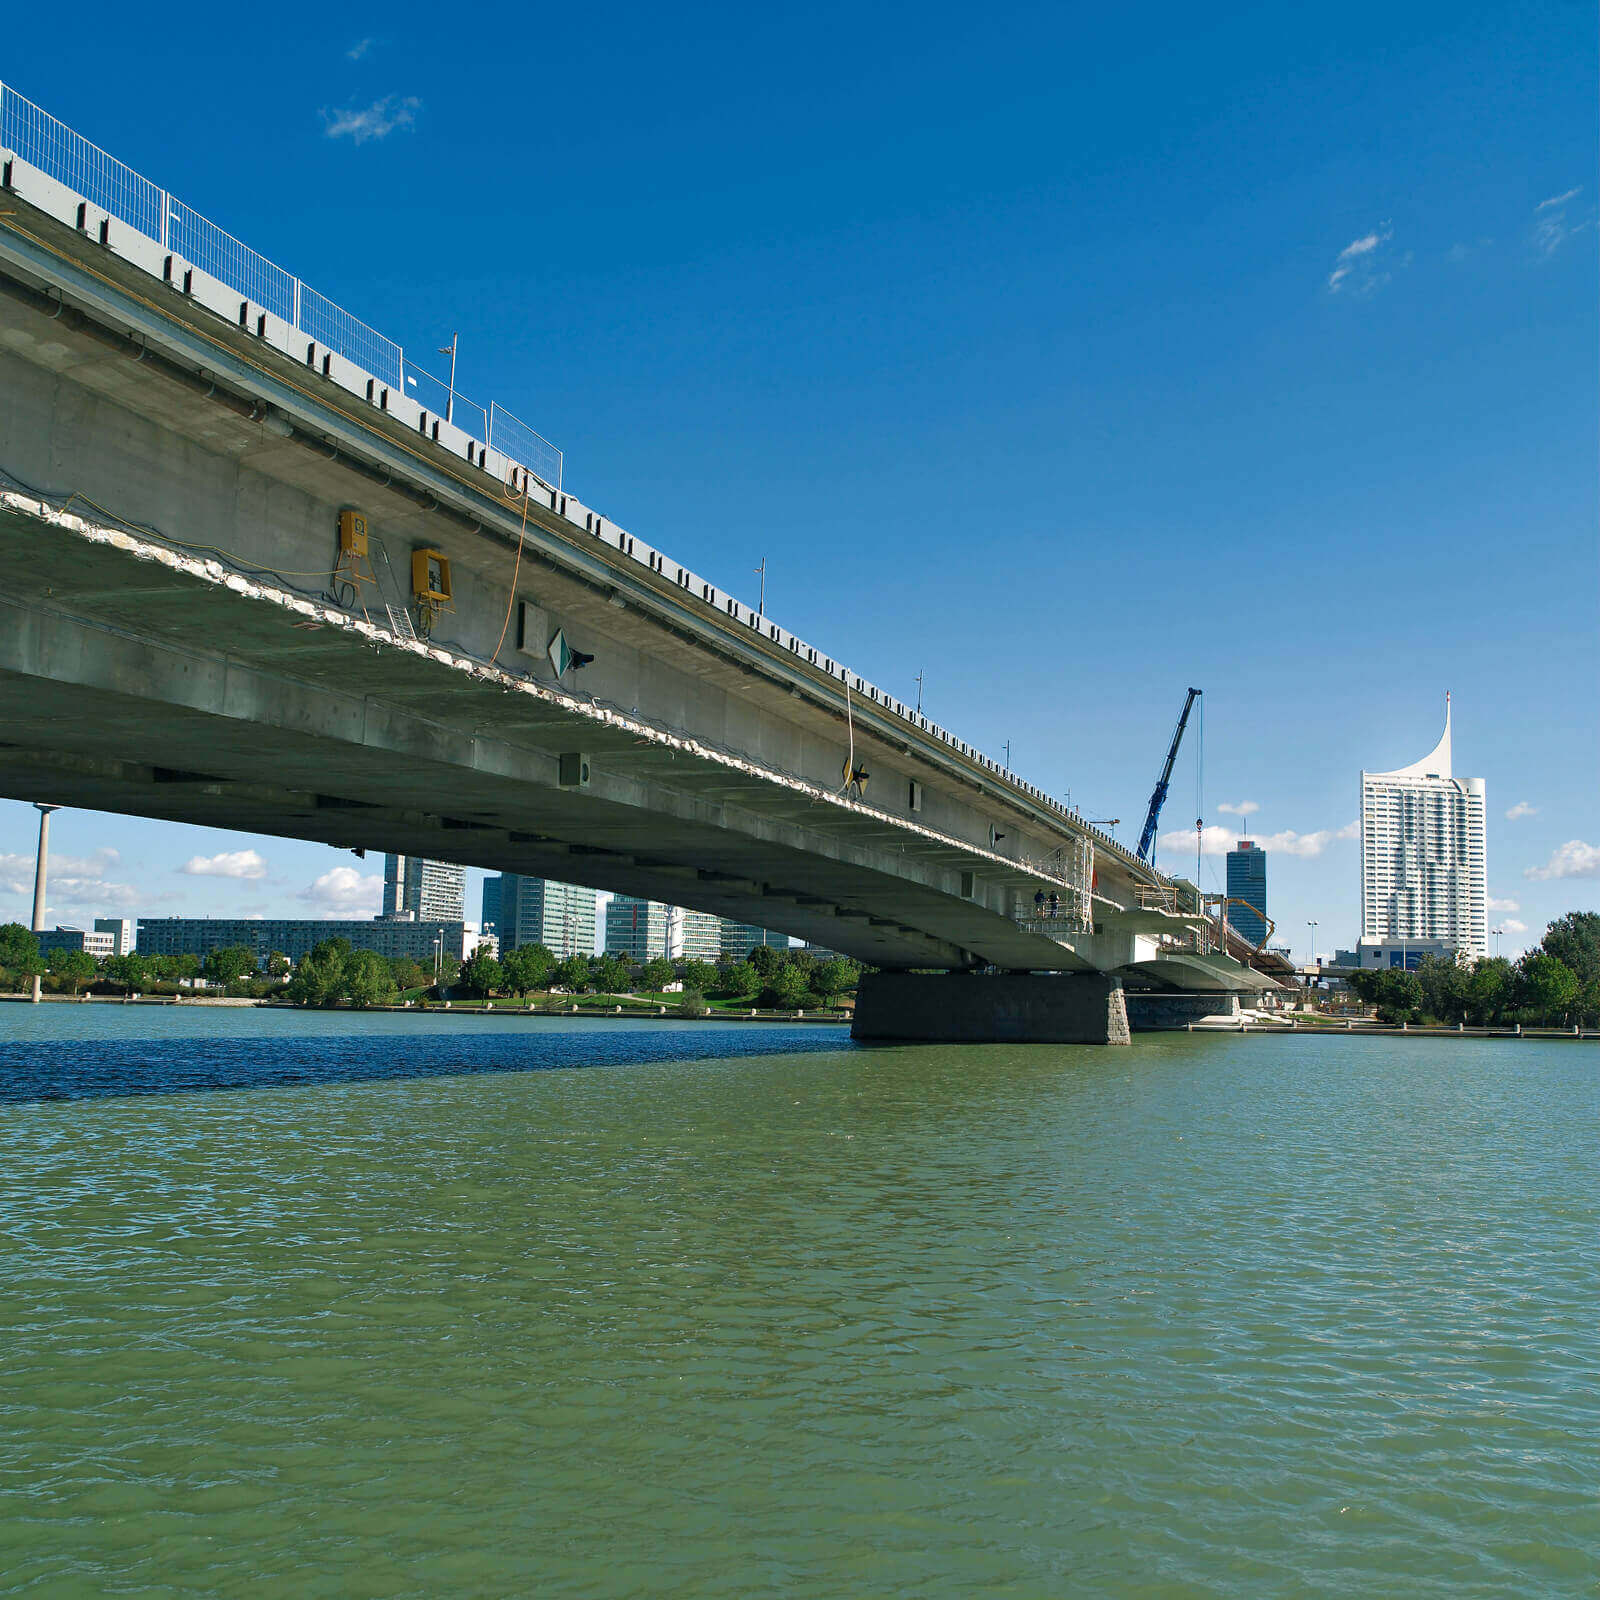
[382, 855, 466, 923]
[1360, 697, 1487, 962]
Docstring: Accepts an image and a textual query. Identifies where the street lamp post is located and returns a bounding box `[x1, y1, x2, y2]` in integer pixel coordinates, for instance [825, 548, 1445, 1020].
[29, 803, 59, 1004]
[438, 333, 458, 424]
[1491, 926, 1504, 958]
[1306, 919, 1319, 972]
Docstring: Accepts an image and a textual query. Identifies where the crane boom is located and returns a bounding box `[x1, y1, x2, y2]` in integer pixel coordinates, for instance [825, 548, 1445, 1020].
[1136, 687, 1202, 862]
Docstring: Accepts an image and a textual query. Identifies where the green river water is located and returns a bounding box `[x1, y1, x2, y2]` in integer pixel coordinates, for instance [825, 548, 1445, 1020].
[0, 1008, 1593, 1597]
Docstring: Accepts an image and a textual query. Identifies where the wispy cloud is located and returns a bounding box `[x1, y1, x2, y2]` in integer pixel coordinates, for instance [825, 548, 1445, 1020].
[1158, 820, 1357, 859]
[1217, 800, 1259, 817]
[1487, 895, 1520, 913]
[1505, 800, 1538, 820]
[1327, 226, 1393, 295]
[1536, 187, 1582, 212]
[1524, 840, 1600, 881]
[298, 866, 383, 913]
[179, 849, 268, 880]
[1532, 187, 1586, 258]
[1500, 918, 1528, 935]
[346, 36, 374, 60]
[323, 95, 420, 144]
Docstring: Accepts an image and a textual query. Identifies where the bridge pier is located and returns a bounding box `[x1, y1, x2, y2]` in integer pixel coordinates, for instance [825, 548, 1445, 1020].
[851, 972, 1130, 1045]
[1124, 993, 1241, 1031]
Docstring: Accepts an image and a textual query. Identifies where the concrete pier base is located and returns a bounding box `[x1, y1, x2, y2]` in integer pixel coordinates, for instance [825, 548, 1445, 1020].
[1125, 993, 1241, 1031]
[851, 972, 1130, 1045]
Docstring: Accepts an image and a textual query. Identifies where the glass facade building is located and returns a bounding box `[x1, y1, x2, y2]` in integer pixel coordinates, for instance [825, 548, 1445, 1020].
[1224, 840, 1268, 946]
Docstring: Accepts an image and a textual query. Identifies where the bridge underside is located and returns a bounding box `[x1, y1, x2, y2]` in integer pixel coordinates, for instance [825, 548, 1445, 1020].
[0, 497, 1276, 994]
[0, 497, 1078, 972]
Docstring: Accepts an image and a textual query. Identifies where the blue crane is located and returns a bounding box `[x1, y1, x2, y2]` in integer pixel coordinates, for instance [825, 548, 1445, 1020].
[1136, 687, 1202, 863]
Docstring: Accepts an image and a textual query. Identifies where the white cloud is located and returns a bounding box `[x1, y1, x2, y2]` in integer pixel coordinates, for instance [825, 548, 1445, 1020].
[298, 866, 383, 913]
[1500, 918, 1528, 935]
[1505, 801, 1538, 820]
[1328, 226, 1394, 294]
[0, 847, 139, 913]
[1157, 820, 1358, 860]
[323, 95, 420, 144]
[346, 36, 374, 60]
[1532, 187, 1586, 258]
[1524, 840, 1600, 881]
[1217, 801, 1259, 816]
[1487, 895, 1520, 913]
[179, 849, 268, 880]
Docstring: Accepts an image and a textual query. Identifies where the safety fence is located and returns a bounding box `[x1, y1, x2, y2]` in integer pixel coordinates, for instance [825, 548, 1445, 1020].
[0, 80, 560, 486]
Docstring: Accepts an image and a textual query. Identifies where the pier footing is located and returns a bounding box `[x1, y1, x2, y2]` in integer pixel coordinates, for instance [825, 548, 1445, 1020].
[1125, 993, 1242, 1031]
[851, 972, 1130, 1045]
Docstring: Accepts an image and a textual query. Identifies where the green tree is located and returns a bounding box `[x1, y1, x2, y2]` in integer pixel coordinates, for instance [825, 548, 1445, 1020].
[458, 945, 502, 998]
[1467, 957, 1515, 1026]
[555, 953, 592, 992]
[1372, 968, 1423, 1024]
[679, 989, 709, 1017]
[0, 922, 42, 982]
[48, 947, 98, 996]
[389, 956, 431, 993]
[679, 959, 717, 993]
[1519, 954, 1580, 1025]
[266, 951, 292, 979]
[344, 949, 399, 1008]
[640, 956, 675, 994]
[767, 963, 810, 1009]
[811, 955, 861, 1000]
[501, 943, 555, 996]
[748, 943, 783, 979]
[105, 952, 152, 992]
[287, 939, 349, 1006]
[716, 960, 759, 998]
[205, 945, 259, 987]
[592, 954, 633, 995]
[1539, 911, 1600, 981]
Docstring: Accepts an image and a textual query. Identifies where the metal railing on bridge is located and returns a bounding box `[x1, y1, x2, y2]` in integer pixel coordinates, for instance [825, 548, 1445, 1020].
[0, 80, 561, 489]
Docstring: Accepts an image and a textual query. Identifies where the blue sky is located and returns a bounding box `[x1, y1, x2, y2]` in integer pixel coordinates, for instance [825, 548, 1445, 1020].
[1, 1, 1594, 958]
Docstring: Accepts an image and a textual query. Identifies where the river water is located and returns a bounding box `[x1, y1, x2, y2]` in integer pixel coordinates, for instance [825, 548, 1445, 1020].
[0, 1008, 1593, 1597]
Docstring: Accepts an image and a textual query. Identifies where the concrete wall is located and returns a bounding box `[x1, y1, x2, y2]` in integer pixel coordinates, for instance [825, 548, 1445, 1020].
[851, 972, 1131, 1045]
[1124, 993, 1241, 1031]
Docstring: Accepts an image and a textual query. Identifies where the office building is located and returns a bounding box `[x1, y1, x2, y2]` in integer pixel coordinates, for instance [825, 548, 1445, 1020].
[382, 855, 466, 923]
[494, 875, 599, 958]
[720, 920, 789, 961]
[605, 898, 720, 963]
[677, 907, 722, 963]
[480, 875, 502, 936]
[94, 918, 136, 957]
[1224, 840, 1268, 946]
[1359, 696, 1487, 961]
[38, 925, 117, 959]
[137, 917, 472, 964]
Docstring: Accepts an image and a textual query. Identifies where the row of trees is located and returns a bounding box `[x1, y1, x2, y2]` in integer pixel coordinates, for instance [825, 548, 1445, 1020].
[452, 940, 862, 1009]
[1345, 913, 1599, 1028]
[0, 926, 301, 997]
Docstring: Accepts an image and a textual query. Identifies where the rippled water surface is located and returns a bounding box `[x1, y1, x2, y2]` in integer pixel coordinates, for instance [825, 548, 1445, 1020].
[1, 1007, 1594, 1597]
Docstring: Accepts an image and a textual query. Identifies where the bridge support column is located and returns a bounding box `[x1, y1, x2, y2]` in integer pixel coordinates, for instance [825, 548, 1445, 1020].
[1124, 992, 1241, 1031]
[851, 972, 1129, 1045]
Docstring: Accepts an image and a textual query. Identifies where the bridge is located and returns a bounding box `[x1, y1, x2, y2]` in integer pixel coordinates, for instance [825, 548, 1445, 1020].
[0, 84, 1280, 1042]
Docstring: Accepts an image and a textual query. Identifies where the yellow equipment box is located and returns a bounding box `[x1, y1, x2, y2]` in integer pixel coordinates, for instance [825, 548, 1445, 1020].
[411, 548, 453, 604]
[337, 509, 368, 557]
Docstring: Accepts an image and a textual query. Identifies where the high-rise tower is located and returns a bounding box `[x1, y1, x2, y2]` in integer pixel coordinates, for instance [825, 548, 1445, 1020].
[1360, 696, 1487, 960]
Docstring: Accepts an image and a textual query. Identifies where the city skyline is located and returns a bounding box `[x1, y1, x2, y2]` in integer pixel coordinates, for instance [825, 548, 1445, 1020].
[0, 3, 1593, 955]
